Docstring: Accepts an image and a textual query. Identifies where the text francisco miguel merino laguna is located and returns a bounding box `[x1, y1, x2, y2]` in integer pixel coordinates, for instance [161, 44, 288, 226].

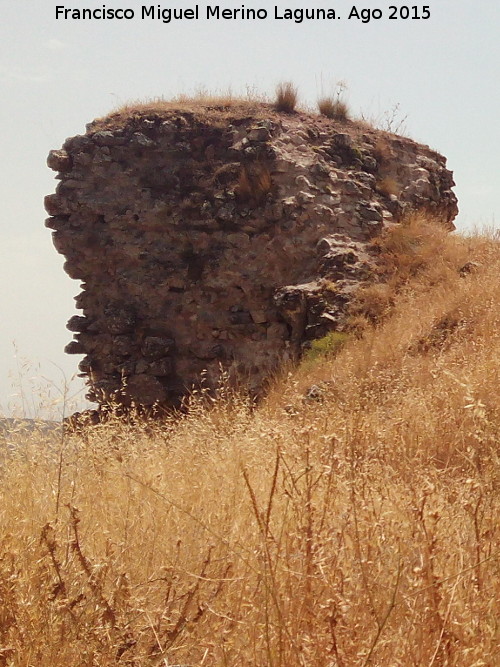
[55, 5, 343, 23]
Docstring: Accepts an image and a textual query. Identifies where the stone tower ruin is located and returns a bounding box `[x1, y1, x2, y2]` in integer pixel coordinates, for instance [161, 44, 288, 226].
[45, 102, 457, 409]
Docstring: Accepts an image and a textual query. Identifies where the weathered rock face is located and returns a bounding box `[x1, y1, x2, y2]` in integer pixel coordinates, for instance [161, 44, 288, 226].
[45, 102, 457, 407]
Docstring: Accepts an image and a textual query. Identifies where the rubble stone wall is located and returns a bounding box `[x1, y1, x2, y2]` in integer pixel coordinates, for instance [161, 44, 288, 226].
[45, 103, 458, 407]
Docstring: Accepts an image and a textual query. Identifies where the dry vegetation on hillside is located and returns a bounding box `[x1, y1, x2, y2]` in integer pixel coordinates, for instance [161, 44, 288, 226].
[1, 219, 499, 665]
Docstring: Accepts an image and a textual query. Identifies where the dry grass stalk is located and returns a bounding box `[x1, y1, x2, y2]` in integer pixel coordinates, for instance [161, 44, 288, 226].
[275, 81, 298, 113]
[236, 163, 273, 204]
[317, 96, 350, 120]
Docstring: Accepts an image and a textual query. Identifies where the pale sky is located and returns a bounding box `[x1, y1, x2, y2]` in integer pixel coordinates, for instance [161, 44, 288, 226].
[1, 0, 499, 417]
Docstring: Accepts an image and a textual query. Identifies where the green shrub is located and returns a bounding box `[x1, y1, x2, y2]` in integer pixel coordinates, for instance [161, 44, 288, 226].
[303, 331, 349, 362]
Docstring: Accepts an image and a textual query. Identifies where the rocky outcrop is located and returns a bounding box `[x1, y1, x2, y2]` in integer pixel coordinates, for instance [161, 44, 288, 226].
[45, 102, 457, 408]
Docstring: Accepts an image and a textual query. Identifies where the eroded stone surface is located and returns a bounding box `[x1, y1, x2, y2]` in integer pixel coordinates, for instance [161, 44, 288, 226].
[45, 103, 457, 407]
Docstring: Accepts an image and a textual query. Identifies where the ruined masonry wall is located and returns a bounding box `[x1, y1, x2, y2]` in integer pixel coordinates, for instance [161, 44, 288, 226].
[45, 105, 457, 407]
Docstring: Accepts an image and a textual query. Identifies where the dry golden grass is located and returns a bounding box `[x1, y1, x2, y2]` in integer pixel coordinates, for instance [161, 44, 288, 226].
[236, 164, 273, 204]
[347, 214, 462, 332]
[275, 82, 298, 113]
[1, 220, 500, 665]
[112, 90, 266, 114]
[317, 96, 350, 121]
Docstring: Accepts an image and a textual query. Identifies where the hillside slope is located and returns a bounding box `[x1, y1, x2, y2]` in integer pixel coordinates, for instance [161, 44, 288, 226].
[1, 220, 499, 665]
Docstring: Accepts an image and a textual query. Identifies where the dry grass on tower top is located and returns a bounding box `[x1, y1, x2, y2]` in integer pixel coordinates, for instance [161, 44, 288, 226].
[317, 95, 350, 120]
[274, 81, 299, 113]
[91, 88, 274, 130]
